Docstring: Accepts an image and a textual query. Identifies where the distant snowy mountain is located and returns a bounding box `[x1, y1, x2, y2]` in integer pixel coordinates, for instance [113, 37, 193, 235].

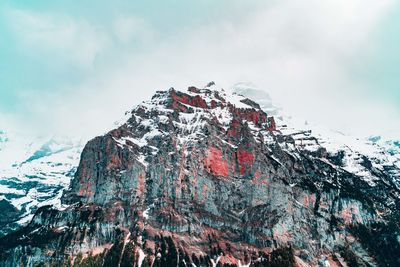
[369, 136, 400, 157]
[0, 132, 83, 236]
[0, 130, 8, 151]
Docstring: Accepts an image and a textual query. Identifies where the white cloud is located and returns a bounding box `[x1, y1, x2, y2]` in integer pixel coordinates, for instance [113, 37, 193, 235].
[113, 16, 154, 44]
[6, 9, 110, 68]
[3, 0, 399, 140]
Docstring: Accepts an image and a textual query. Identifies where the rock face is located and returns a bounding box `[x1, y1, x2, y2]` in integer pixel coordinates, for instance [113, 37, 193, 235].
[1, 85, 400, 267]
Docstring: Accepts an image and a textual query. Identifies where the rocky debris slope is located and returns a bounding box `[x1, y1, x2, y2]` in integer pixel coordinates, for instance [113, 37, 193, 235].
[0, 134, 82, 237]
[1, 84, 400, 267]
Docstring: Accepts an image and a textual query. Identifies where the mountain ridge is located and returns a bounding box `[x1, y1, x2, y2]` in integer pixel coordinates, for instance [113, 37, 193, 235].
[0, 84, 399, 266]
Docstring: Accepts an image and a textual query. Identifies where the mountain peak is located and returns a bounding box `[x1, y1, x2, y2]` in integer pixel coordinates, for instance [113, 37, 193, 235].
[122, 86, 277, 151]
[1, 84, 400, 267]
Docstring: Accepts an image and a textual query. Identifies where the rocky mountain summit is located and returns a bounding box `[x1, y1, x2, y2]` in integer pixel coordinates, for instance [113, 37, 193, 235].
[1, 84, 400, 266]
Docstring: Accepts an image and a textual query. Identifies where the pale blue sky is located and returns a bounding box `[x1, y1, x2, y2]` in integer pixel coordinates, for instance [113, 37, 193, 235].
[0, 0, 256, 109]
[0, 0, 399, 138]
[350, 1, 400, 103]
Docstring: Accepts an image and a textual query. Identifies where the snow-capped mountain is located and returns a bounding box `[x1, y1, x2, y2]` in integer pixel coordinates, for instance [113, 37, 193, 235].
[1, 83, 399, 266]
[0, 132, 83, 236]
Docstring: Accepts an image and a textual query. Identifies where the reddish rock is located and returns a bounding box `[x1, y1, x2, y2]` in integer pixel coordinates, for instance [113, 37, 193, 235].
[267, 117, 276, 132]
[170, 90, 208, 110]
[210, 99, 218, 109]
[236, 149, 255, 175]
[227, 119, 241, 137]
[204, 147, 229, 177]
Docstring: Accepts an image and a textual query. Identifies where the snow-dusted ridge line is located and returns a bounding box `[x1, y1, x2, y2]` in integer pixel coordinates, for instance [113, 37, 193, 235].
[231, 83, 399, 187]
[111, 82, 399, 188]
[112, 83, 276, 169]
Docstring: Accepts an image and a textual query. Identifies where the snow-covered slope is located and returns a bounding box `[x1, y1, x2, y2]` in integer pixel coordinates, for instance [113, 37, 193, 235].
[0, 132, 83, 236]
[232, 82, 400, 188]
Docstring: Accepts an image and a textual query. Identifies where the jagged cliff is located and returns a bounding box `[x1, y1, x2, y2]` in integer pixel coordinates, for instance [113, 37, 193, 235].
[1, 84, 400, 267]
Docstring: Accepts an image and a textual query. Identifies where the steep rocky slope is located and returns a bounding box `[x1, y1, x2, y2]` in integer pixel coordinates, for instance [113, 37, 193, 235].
[1, 84, 400, 267]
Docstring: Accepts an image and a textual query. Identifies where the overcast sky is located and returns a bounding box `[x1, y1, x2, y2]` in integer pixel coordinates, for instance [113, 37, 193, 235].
[0, 0, 399, 139]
